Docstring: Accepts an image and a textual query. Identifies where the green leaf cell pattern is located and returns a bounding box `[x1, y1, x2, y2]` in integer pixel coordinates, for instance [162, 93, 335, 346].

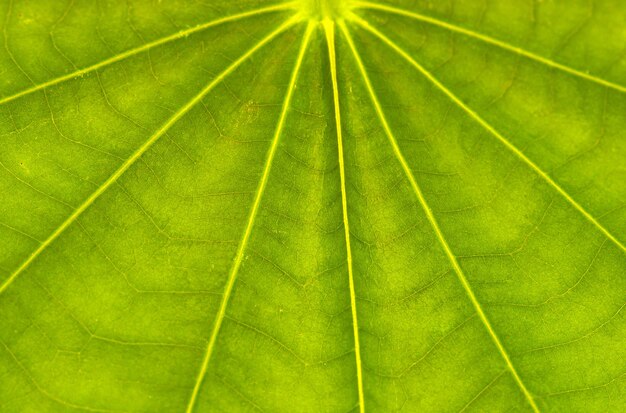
[0, 0, 624, 412]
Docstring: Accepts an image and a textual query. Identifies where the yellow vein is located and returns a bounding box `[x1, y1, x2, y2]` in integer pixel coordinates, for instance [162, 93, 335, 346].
[324, 19, 366, 413]
[184, 21, 314, 413]
[0, 2, 298, 106]
[351, 15, 626, 254]
[0, 18, 298, 297]
[338, 20, 541, 413]
[351, 1, 626, 94]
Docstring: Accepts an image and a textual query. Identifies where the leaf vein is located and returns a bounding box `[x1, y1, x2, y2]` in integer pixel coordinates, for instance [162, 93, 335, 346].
[184, 21, 313, 413]
[324, 19, 366, 413]
[0, 2, 298, 106]
[352, 1, 626, 93]
[351, 16, 626, 254]
[0, 18, 298, 296]
[339, 20, 541, 413]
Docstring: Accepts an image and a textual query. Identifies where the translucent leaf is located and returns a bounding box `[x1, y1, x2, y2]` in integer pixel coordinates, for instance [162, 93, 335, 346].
[0, 0, 624, 411]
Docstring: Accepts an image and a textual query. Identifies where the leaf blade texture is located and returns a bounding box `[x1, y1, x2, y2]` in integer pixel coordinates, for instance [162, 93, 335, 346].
[0, 0, 624, 412]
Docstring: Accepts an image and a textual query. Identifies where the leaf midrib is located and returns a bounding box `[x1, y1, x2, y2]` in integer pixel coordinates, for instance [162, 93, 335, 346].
[324, 19, 366, 413]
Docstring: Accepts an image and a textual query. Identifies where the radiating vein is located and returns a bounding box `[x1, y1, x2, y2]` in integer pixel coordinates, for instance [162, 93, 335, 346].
[324, 19, 365, 413]
[351, 1, 626, 94]
[338, 20, 541, 413]
[0, 2, 297, 106]
[350, 15, 626, 254]
[0, 17, 299, 297]
[184, 21, 314, 413]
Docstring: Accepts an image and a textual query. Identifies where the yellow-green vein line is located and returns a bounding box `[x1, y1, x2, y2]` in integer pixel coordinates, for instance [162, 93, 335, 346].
[0, 18, 298, 297]
[0, 2, 298, 106]
[185, 21, 314, 413]
[324, 19, 366, 413]
[338, 20, 541, 413]
[351, 1, 626, 94]
[0, 339, 120, 413]
[351, 15, 626, 254]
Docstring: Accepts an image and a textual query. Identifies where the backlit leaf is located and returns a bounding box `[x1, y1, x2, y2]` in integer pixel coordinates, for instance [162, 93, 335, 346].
[0, 0, 624, 411]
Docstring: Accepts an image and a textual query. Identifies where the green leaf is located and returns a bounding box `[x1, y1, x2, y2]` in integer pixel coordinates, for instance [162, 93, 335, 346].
[0, 0, 624, 411]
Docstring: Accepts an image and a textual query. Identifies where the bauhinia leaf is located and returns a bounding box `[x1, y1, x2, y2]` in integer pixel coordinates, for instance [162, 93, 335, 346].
[0, 0, 624, 412]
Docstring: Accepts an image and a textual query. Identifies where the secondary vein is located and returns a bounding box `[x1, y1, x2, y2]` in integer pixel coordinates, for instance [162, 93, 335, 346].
[184, 21, 314, 413]
[324, 19, 366, 413]
[338, 20, 541, 413]
[0, 2, 298, 106]
[351, 15, 626, 254]
[351, 1, 626, 94]
[0, 17, 299, 296]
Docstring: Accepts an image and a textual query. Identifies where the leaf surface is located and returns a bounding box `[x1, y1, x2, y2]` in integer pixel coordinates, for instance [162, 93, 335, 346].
[0, 0, 625, 412]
